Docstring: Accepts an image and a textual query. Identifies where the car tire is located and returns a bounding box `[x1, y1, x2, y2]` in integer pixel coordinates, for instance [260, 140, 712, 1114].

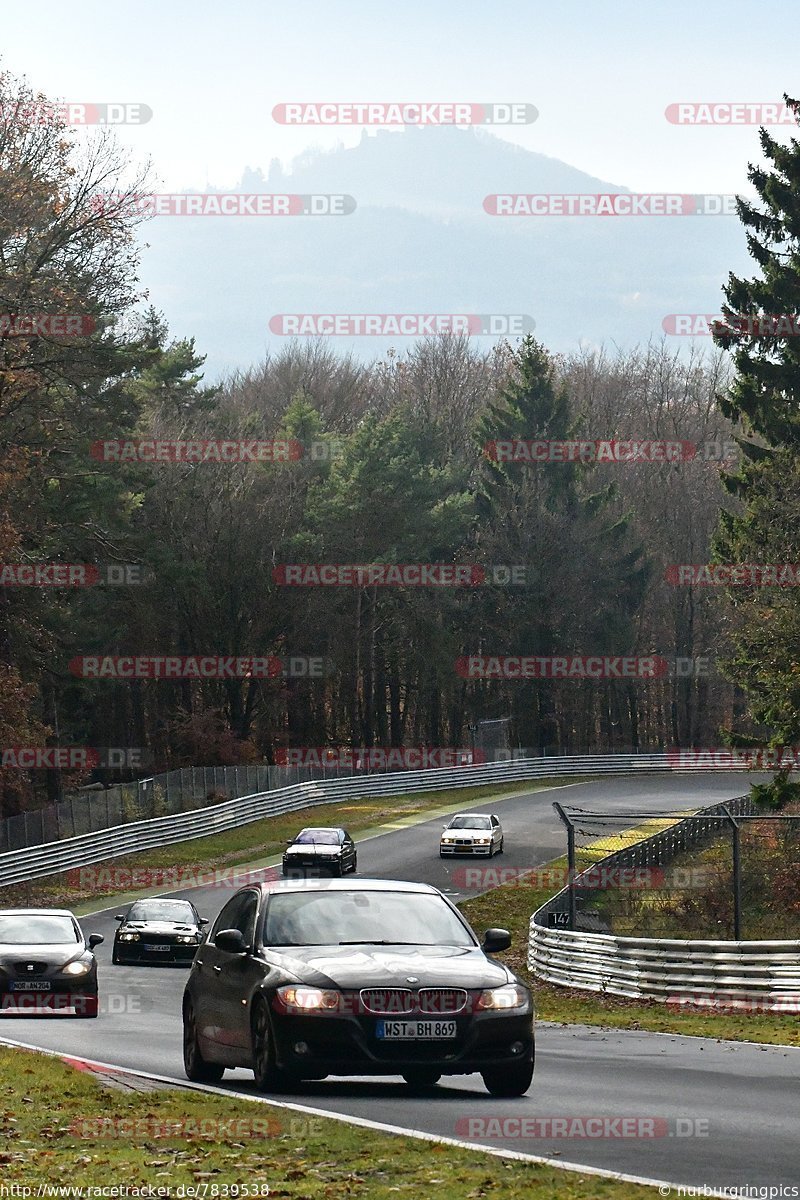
[402, 1070, 441, 1090]
[481, 1054, 534, 1097]
[251, 998, 294, 1092]
[498, 837, 504, 854]
[350, 854, 358, 873]
[183, 999, 225, 1083]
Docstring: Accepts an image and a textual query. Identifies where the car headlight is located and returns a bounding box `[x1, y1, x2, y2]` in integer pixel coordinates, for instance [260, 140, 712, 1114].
[62, 960, 91, 977]
[476, 984, 528, 1010]
[475, 837, 490, 844]
[275, 985, 342, 1013]
[441, 836, 455, 843]
[178, 935, 200, 944]
[119, 932, 140, 942]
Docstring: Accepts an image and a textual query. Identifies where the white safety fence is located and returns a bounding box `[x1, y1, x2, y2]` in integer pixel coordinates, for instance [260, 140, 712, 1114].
[528, 796, 800, 1010]
[0, 751, 737, 887]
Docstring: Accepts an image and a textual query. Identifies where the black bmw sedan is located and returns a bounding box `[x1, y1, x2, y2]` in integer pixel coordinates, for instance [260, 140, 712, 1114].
[112, 898, 208, 965]
[0, 909, 103, 1017]
[282, 827, 357, 876]
[182, 878, 534, 1095]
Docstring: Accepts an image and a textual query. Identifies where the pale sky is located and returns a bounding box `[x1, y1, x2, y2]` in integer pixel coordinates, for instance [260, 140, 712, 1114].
[2, 0, 797, 195]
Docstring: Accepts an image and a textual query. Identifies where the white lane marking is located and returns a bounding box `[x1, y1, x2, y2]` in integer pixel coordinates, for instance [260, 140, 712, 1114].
[0, 1035, 731, 1196]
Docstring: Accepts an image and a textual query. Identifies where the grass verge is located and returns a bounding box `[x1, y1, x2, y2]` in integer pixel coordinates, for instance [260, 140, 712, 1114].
[0, 777, 591, 914]
[0, 1044, 665, 1196]
[458, 860, 800, 1047]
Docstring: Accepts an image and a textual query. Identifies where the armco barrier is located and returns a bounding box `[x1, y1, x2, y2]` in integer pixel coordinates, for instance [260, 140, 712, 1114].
[0, 752, 750, 889]
[528, 795, 800, 1008]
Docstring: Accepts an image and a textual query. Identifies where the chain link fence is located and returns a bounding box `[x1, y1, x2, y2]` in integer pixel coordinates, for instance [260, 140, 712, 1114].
[548, 799, 800, 941]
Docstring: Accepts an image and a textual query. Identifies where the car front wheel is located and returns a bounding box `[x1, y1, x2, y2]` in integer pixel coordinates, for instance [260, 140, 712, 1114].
[183, 999, 225, 1082]
[252, 999, 294, 1092]
[481, 1054, 533, 1097]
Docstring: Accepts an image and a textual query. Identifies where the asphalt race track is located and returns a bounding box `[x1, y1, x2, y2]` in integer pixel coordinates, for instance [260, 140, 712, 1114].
[2, 772, 796, 1191]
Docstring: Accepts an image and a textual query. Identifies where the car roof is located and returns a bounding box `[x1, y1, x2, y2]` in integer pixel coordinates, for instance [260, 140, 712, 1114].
[449, 812, 494, 820]
[0, 908, 77, 917]
[296, 826, 343, 833]
[253, 877, 439, 896]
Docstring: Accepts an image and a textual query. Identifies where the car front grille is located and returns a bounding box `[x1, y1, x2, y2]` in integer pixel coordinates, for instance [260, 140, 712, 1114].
[13, 961, 47, 976]
[359, 988, 469, 1015]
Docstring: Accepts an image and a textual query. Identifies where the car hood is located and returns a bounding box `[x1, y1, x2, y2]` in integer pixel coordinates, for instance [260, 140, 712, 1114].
[443, 827, 491, 836]
[262, 944, 512, 990]
[0, 943, 87, 972]
[284, 844, 341, 856]
[122, 921, 197, 934]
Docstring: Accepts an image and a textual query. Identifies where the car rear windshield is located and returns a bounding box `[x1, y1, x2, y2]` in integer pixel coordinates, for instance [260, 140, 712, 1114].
[126, 901, 195, 922]
[0, 915, 79, 945]
[262, 890, 475, 947]
[448, 816, 491, 829]
[293, 829, 339, 844]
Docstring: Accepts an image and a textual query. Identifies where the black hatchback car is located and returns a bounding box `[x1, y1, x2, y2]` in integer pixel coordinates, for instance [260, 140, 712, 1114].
[112, 898, 207, 965]
[282, 827, 357, 876]
[182, 879, 534, 1095]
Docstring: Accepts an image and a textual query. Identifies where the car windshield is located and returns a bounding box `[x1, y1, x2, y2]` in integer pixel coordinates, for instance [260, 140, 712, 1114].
[0, 914, 79, 945]
[448, 816, 491, 830]
[262, 890, 475, 947]
[126, 901, 195, 923]
[293, 829, 339, 844]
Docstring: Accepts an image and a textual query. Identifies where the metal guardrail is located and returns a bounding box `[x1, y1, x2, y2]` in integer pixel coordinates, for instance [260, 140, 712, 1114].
[0, 751, 736, 888]
[528, 795, 800, 1010]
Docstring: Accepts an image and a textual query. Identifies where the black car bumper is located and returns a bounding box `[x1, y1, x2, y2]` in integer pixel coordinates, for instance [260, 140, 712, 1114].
[114, 940, 199, 964]
[282, 858, 342, 875]
[269, 1008, 534, 1076]
[0, 983, 98, 1014]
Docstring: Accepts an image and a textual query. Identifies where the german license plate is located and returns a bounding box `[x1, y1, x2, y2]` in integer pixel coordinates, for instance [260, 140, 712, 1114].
[144, 944, 170, 952]
[376, 1020, 457, 1039]
[10, 980, 51, 991]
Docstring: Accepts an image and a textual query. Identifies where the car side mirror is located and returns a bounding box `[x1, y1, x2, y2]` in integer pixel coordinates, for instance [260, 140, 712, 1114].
[114, 915, 124, 921]
[199, 918, 209, 926]
[88, 934, 104, 949]
[482, 928, 511, 953]
[215, 928, 248, 954]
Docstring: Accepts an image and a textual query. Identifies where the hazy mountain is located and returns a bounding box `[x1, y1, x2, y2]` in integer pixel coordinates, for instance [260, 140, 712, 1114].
[137, 126, 750, 379]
